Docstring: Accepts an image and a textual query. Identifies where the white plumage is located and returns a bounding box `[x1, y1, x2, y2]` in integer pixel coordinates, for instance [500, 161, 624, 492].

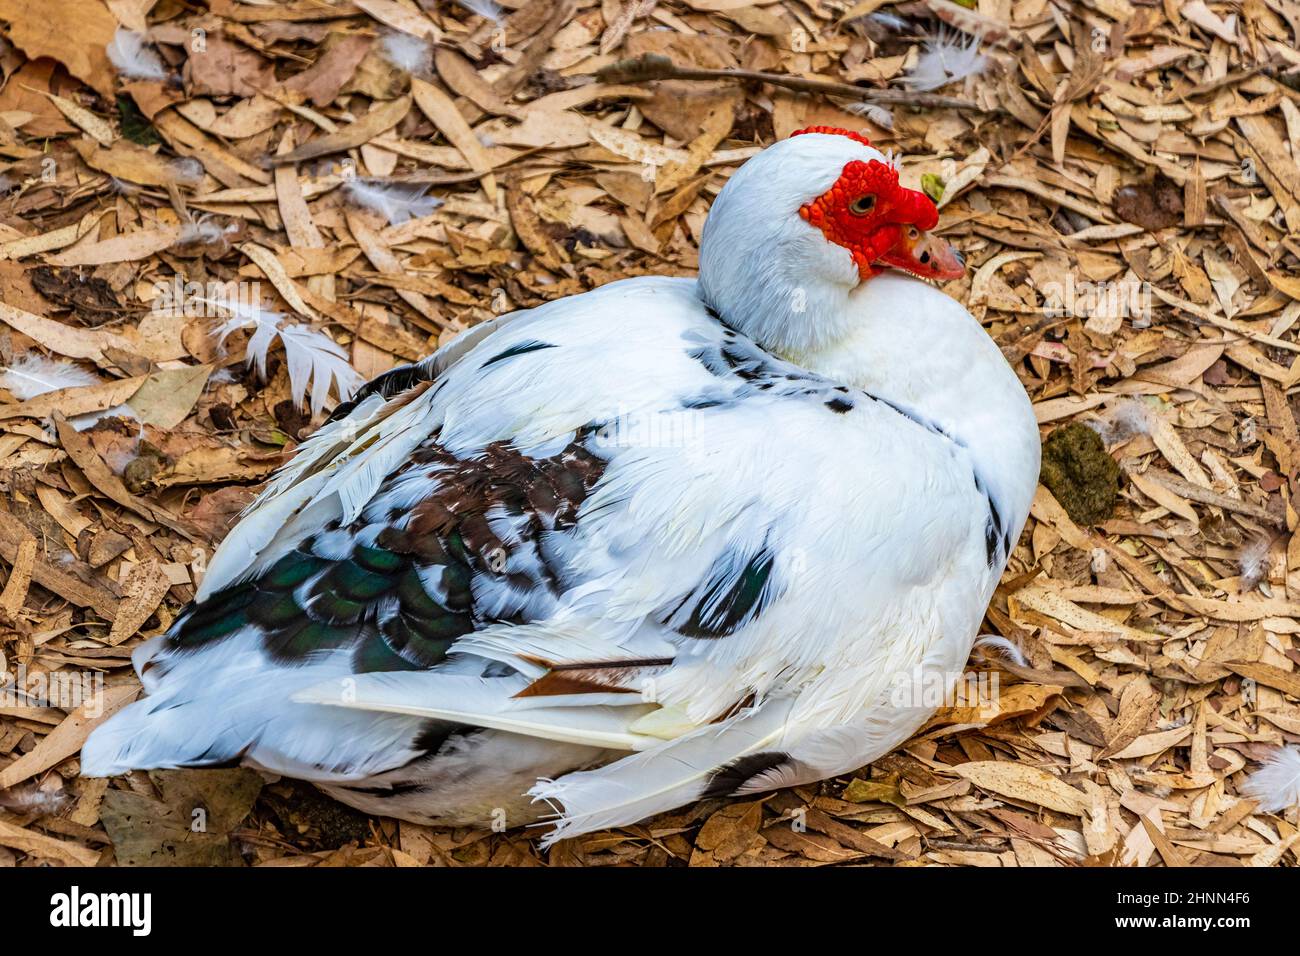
[84, 131, 1041, 844]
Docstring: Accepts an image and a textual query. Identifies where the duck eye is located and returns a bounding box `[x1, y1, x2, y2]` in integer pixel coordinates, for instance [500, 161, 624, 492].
[849, 194, 876, 216]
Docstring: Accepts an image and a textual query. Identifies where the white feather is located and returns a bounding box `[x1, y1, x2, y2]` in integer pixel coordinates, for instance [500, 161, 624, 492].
[174, 218, 239, 252]
[343, 178, 442, 225]
[0, 354, 99, 400]
[169, 158, 205, 186]
[292, 672, 658, 750]
[528, 699, 795, 846]
[211, 299, 363, 416]
[1242, 746, 1300, 812]
[454, 0, 504, 25]
[901, 30, 987, 91]
[0, 782, 72, 817]
[0, 354, 133, 429]
[1237, 535, 1271, 593]
[1110, 399, 1153, 439]
[866, 10, 909, 30]
[277, 324, 366, 418]
[973, 634, 1027, 667]
[846, 101, 895, 130]
[1086, 399, 1152, 446]
[380, 31, 432, 75]
[106, 28, 169, 81]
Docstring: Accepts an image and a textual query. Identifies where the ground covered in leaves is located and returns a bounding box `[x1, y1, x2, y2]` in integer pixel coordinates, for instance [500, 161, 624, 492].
[0, 0, 1298, 867]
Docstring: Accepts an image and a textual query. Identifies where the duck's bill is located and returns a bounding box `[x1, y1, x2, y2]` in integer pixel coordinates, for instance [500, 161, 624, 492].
[876, 229, 965, 281]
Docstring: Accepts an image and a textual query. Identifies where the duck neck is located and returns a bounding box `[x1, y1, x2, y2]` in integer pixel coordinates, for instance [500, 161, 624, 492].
[700, 254, 861, 357]
[780, 272, 1042, 547]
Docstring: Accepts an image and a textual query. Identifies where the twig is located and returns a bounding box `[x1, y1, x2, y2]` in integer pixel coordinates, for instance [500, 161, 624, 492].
[591, 54, 1004, 115]
[1182, 64, 1269, 98]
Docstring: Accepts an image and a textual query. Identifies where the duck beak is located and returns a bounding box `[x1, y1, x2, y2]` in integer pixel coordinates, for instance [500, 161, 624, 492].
[876, 228, 966, 281]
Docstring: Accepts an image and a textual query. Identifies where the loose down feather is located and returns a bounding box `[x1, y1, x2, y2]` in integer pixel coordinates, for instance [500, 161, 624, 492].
[1242, 746, 1300, 813]
[901, 30, 987, 91]
[169, 158, 205, 186]
[847, 101, 895, 130]
[973, 634, 1027, 667]
[380, 31, 432, 75]
[343, 178, 442, 225]
[0, 781, 73, 817]
[1236, 534, 1272, 593]
[0, 354, 99, 400]
[1086, 398, 1152, 446]
[0, 354, 135, 430]
[172, 218, 241, 255]
[106, 28, 169, 81]
[211, 298, 364, 416]
[454, 0, 504, 25]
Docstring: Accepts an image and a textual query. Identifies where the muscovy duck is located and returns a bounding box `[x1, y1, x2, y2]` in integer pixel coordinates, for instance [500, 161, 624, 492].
[83, 127, 1040, 844]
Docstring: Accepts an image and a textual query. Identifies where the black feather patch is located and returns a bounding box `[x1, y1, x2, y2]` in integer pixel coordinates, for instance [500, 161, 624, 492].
[667, 546, 776, 639]
[481, 340, 556, 368]
[327, 362, 432, 422]
[702, 751, 791, 799]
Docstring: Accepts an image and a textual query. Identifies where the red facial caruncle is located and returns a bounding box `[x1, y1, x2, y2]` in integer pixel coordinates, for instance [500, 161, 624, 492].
[791, 127, 965, 283]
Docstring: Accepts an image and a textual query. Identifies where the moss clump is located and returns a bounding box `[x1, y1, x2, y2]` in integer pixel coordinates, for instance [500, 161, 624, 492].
[1040, 422, 1121, 525]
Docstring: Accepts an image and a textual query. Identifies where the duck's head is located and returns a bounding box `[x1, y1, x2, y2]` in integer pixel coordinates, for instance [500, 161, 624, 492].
[699, 127, 965, 356]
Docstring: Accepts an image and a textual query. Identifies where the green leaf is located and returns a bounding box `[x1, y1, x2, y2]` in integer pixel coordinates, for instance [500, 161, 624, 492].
[921, 173, 946, 204]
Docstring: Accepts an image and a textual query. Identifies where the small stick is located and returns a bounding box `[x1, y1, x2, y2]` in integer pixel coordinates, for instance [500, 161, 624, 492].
[592, 54, 1003, 115]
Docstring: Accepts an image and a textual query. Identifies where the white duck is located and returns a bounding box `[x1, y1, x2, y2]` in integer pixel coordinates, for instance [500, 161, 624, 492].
[83, 128, 1040, 844]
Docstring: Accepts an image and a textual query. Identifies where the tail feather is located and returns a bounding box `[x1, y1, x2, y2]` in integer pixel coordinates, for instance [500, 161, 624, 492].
[81, 635, 428, 782]
[527, 698, 795, 846]
[292, 671, 661, 751]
